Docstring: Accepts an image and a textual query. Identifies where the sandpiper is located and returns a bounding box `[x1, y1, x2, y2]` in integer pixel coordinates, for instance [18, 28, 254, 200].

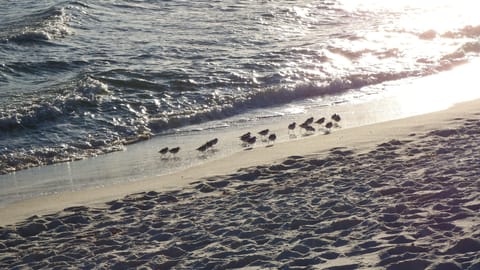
[305, 125, 315, 134]
[246, 136, 257, 146]
[304, 117, 314, 125]
[315, 117, 325, 125]
[299, 122, 309, 130]
[169, 146, 180, 155]
[258, 129, 269, 137]
[240, 132, 251, 142]
[196, 143, 209, 153]
[332, 113, 341, 128]
[288, 122, 296, 133]
[268, 133, 277, 145]
[331, 113, 341, 122]
[159, 147, 169, 155]
[325, 121, 333, 130]
[206, 138, 218, 147]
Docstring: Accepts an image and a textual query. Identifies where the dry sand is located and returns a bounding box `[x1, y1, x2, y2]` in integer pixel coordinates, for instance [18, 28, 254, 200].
[1, 99, 479, 269]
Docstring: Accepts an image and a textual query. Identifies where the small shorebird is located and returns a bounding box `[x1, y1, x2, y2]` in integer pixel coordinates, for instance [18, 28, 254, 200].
[331, 113, 341, 122]
[288, 122, 296, 133]
[331, 113, 341, 128]
[299, 122, 313, 134]
[159, 147, 169, 155]
[299, 122, 309, 130]
[169, 146, 180, 155]
[206, 138, 218, 147]
[268, 133, 277, 145]
[325, 121, 333, 131]
[304, 117, 314, 125]
[240, 132, 252, 146]
[246, 136, 257, 146]
[305, 125, 315, 134]
[258, 129, 269, 142]
[196, 143, 209, 153]
[315, 117, 325, 125]
[258, 129, 269, 137]
[240, 132, 251, 142]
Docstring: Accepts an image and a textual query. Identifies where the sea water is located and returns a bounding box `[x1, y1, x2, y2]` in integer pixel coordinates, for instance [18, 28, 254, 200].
[1, 0, 480, 205]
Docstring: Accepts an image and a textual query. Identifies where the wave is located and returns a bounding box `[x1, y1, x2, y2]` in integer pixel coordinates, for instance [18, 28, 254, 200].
[146, 70, 419, 133]
[0, 77, 109, 132]
[0, 1, 87, 44]
[148, 44, 478, 134]
[0, 60, 89, 76]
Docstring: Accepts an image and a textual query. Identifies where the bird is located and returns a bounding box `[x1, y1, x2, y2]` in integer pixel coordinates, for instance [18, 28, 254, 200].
[304, 117, 314, 125]
[305, 125, 315, 134]
[159, 147, 169, 155]
[240, 132, 251, 142]
[331, 113, 341, 122]
[331, 113, 342, 128]
[299, 122, 309, 130]
[246, 136, 257, 146]
[206, 138, 218, 147]
[258, 129, 269, 137]
[288, 122, 296, 133]
[196, 143, 209, 153]
[299, 121, 315, 135]
[169, 146, 180, 155]
[325, 121, 333, 130]
[240, 133, 252, 146]
[315, 117, 325, 125]
[268, 133, 277, 145]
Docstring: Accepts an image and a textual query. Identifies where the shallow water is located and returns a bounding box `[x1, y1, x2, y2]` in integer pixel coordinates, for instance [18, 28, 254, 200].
[2, 59, 480, 207]
[1, 0, 480, 174]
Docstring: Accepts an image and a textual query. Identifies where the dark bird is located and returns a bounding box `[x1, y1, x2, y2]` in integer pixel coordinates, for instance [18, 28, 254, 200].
[304, 117, 314, 125]
[305, 117, 313, 125]
[169, 146, 180, 155]
[240, 132, 251, 142]
[288, 122, 296, 132]
[299, 122, 309, 130]
[268, 133, 277, 144]
[196, 143, 209, 153]
[331, 113, 341, 122]
[246, 136, 257, 146]
[258, 129, 269, 137]
[206, 138, 218, 147]
[325, 122, 333, 129]
[159, 147, 169, 155]
[305, 125, 315, 133]
[315, 117, 325, 125]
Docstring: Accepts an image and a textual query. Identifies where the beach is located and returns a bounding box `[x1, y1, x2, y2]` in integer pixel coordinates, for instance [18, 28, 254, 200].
[2, 1, 480, 268]
[1, 97, 479, 269]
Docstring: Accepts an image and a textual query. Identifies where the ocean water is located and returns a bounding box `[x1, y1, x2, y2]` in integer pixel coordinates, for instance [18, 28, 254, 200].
[1, 0, 480, 177]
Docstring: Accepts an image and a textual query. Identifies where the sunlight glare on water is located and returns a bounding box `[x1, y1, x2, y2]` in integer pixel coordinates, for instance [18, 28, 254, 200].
[340, 0, 480, 32]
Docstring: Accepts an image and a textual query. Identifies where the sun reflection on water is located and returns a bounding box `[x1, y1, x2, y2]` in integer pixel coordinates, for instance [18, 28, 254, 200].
[382, 58, 480, 117]
[340, 0, 480, 33]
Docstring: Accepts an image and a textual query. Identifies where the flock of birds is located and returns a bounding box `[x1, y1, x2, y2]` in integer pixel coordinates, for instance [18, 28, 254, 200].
[158, 113, 341, 158]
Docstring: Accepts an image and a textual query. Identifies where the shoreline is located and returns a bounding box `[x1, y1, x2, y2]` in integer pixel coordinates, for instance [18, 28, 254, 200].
[2, 59, 480, 211]
[1, 97, 479, 269]
[1, 96, 480, 227]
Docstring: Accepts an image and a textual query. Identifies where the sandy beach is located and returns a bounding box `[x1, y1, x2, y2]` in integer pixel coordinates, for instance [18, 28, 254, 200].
[1, 98, 480, 269]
